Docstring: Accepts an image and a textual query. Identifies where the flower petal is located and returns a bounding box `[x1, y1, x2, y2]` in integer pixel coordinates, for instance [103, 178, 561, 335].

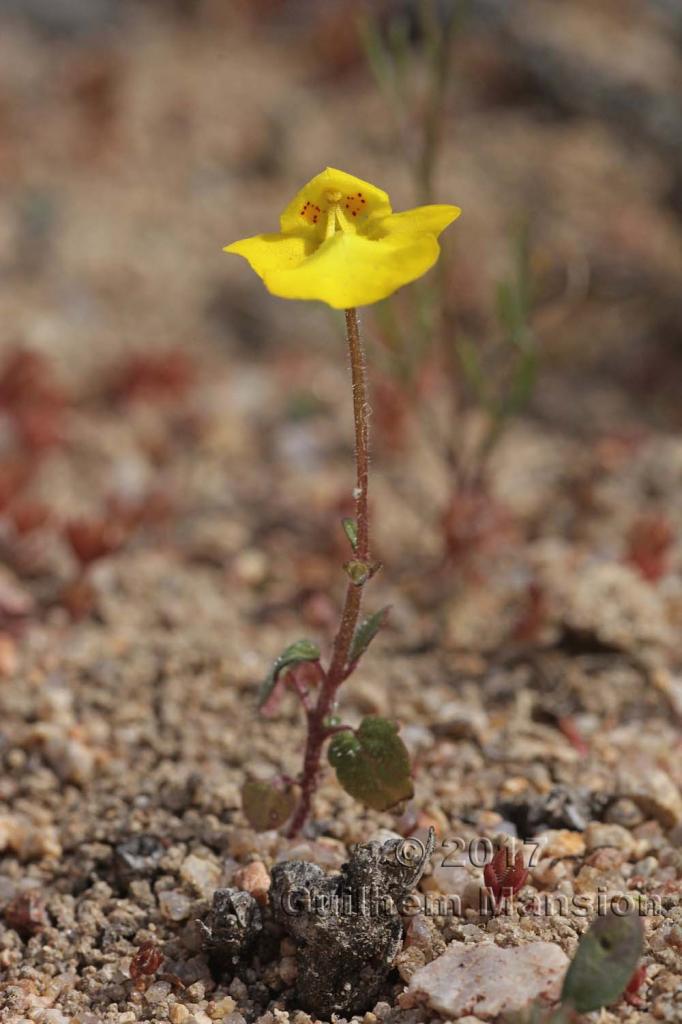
[223, 233, 311, 279]
[262, 231, 440, 309]
[372, 204, 461, 240]
[279, 167, 392, 240]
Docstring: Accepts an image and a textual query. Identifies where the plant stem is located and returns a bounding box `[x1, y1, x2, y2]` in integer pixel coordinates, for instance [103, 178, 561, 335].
[286, 308, 371, 837]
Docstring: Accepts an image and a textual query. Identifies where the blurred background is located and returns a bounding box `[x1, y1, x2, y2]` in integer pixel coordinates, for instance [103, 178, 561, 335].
[0, 0, 682, 627]
[2, 0, 682, 418]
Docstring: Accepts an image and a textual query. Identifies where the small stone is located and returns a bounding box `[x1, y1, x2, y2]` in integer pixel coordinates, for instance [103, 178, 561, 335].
[434, 701, 487, 741]
[0, 634, 18, 676]
[186, 981, 206, 1001]
[394, 944, 426, 981]
[424, 858, 479, 907]
[561, 562, 670, 650]
[170, 1006, 191, 1024]
[371, 1002, 391, 1020]
[605, 798, 645, 828]
[367, 828, 403, 846]
[159, 889, 192, 921]
[233, 549, 268, 586]
[209, 996, 236, 1018]
[0, 813, 61, 861]
[618, 767, 682, 828]
[233, 861, 270, 906]
[185, 1009, 213, 1024]
[201, 889, 262, 978]
[278, 955, 297, 985]
[584, 822, 634, 854]
[228, 977, 248, 1002]
[534, 829, 585, 860]
[115, 834, 165, 888]
[585, 847, 627, 872]
[3, 890, 49, 938]
[574, 863, 624, 894]
[404, 913, 446, 959]
[145, 980, 171, 1004]
[405, 941, 569, 1019]
[276, 836, 347, 870]
[181, 854, 221, 898]
[632, 855, 658, 877]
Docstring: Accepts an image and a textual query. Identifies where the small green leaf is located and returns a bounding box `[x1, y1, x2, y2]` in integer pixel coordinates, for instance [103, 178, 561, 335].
[342, 517, 358, 551]
[258, 639, 320, 709]
[349, 607, 390, 667]
[241, 780, 297, 832]
[328, 716, 413, 811]
[560, 910, 644, 1013]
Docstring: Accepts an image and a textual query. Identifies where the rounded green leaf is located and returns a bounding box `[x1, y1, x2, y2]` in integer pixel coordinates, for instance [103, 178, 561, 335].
[242, 780, 297, 832]
[328, 716, 413, 811]
[561, 910, 644, 1013]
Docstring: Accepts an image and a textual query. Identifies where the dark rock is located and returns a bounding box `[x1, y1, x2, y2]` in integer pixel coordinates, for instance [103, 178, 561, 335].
[269, 829, 435, 1019]
[200, 888, 262, 978]
[498, 785, 611, 838]
[113, 834, 165, 890]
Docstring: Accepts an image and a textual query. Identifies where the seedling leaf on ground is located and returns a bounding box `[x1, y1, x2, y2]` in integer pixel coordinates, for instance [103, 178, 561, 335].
[241, 780, 297, 832]
[328, 715, 413, 811]
[560, 909, 644, 1013]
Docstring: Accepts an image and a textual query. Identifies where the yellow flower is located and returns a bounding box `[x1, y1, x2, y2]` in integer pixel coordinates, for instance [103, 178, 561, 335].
[223, 167, 460, 309]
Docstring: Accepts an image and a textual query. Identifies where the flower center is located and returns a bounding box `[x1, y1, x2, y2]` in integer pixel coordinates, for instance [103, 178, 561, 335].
[299, 189, 368, 242]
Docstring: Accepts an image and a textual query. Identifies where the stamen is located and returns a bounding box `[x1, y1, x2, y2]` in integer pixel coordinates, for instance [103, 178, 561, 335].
[323, 189, 359, 239]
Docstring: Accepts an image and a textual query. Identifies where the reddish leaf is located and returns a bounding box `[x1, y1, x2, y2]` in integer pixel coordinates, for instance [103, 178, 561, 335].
[624, 963, 647, 1007]
[8, 500, 50, 535]
[60, 577, 97, 621]
[65, 518, 126, 566]
[483, 846, 528, 903]
[110, 351, 195, 404]
[558, 716, 589, 757]
[130, 941, 164, 989]
[626, 514, 674, 582]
